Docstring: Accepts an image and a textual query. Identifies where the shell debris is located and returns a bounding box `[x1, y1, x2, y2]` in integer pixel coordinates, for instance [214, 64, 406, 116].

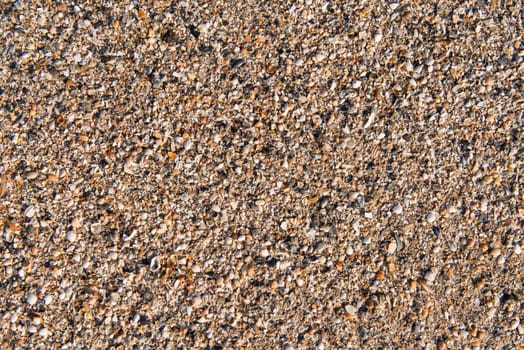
[0, 1, 522, 348]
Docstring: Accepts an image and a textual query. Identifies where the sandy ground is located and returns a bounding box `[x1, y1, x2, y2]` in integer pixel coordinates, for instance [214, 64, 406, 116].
[0, 1, 523, 349]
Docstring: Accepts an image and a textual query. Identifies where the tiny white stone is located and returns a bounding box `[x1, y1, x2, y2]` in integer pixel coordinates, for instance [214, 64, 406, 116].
[10, 313, 18, 323]
[260, 248, 270, 258]
[132, 313, 140, 326]
[514, 243, 521, 255]
[73, 53, 82, 63]
[44, 294, 53, 305]
[197, 22, 211, 33]
[66, 230, 77, 242]
[192, 295, 203, 307]
[346, 246, 354, 255]
[363, 237, 371, 245]
[280, 221, 288, 231]
[27, 325, 37, 334]
[497, 255, 505, 265]
[64, 287, 73, 300]
[387, 241, 397, 254]
[374, 33, 383, 42]
[296, 278, 305, 287]
[392, 204, 403, 215]
[278, 260, 291, 270]
[351, 220, 360, 234]
[211, 204, 221, 213]
[191, 264, 201, 273]
[424, 270, 437, 283]
[38, 328, 50, 338]
[345, 305, 357, 315]
[150, 256, 161, 272]
[480, 198, 488, 212]
[352, 80, 362, 89]
[24, 205, 36, 218]
[36, 15, 46, 26]
[26, 293, 37, 305]
[90, 223, 101, 234]
[306, 229, 316, 240]
[314, 53, 326, 62]
[426, 211, 437, 223]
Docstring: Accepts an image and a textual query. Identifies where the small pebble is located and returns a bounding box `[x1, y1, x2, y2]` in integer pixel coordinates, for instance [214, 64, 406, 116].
[424, 270, 437, 283]
[345, 304, 357, 315]
[66, 230, 77, 242]
[497, 255, 505, 265]
[351, 220, 360, 234]
[387, 241, 397, 254]
[150, 256, 161, 272]
[363, 237, 371, 245]
[192, 295, 203, 307]
[24, 205, 36, 218]
[426, 211, 437, 223]
[490, 248, 501, 258]
[32, 316, 42, 325]
[90, 223, 102, 234]
[27, 325, 37, 334]
[26, 293, 38, 306]
[392, 204, 403, 215]
[480, 198, 488, 212]
[260, 248, 270, 258]
[38, 328, 50, 338]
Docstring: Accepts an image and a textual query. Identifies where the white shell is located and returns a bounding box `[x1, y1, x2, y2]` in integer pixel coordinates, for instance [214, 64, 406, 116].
[26, 293, 38, 305]
[426, 211, 437, 223]
[24, 205, 36, 218]
[150, 256, 161, 272]
[392, 204, 403, 215]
